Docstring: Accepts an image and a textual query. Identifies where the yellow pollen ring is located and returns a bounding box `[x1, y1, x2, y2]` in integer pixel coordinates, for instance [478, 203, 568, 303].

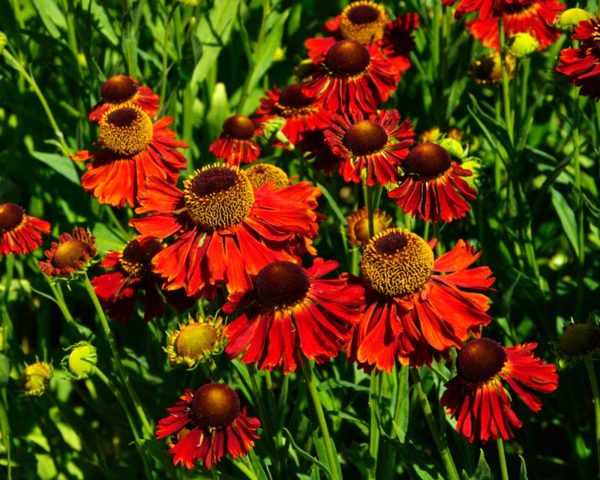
[183, 165, 255, 231]
[99, 105, 153, 156]
[340, 1, 388, 44]
[360, 228, 434, 297]
[246, 163, 289, 189]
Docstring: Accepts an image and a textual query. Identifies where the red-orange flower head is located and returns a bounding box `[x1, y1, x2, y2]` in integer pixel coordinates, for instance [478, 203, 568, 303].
[388, 142, 477, 223]
[301, 39, 399, 114]
[339, 1, 388, 44]
[441, 338, 558, 443]
[349, 229, 495, 370]
[346, 207, 392, 247]
[255, 84, 336, 148]
[466, 1, 565, 51]
[557, 16, 600, 99]
[156, 383, 260, 470]
[381, 13, 421, 75]
[131, 164, 320, 298]
[209, 114, 262, 166]
[443, 0, 532, 18]
[72, 105, 187, 208]
[224, 258, 364, 374]
[0, 203, 50, 255]
[39, 227, 96, 278]
[89, 74, 160, 123]
[324, 109, 415, 186]
[91, 236, 193, 324]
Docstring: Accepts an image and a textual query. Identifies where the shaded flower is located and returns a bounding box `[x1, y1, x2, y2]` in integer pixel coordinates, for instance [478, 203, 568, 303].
[131, 164, 320, 298]
[557, 323, 600, 359]
[156, 383, 260, 470]
[89, 74, 160, 123]
[324, 109, 414, 186]
[224, 259, 364, 374]
[348, 229, 494, 370]
[557, 16, 600, 99]
[467, 1, 564, 51]
[301, 39, 399, 114]
[346, 207, 392, 247]
[209, 115, 262, 166]
[21, 361, 53, 396]
[73, 106, 187, 208]
[91, 236, 194, 324]
[0, 203, 50, 255]
[441, 338, 558, 442]
[299, 130, 343, 175]
[470, 52, 516, 85]
[380, 13, 420, 75]
[165, 315, 225, 367]
[39, 227, 96, 278]
[255, 84, 335, 147]
[388, 142, 477, 223]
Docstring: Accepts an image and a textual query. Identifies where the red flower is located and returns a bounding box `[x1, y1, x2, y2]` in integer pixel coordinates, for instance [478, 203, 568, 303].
[255, 84, 335, 147]
[324, 109, 414, 186]
[348, 229, 494, 370]
[298, 130, 343, 175]
[443, 0, 532, 19]
[89, 74, 159, 123]
[380, 13, 421, 75]
[388, 143, 476, 223]
[224, 259, 364, 374]
[73, 106, 187, 208]
[0, 203, 50, 255]
[301, 39, 399, 114]
[441, 338, 559, 443]
[467, 1, 564, 50]
[131, 164, 320, 298]
[557, 16, 600, 99]
[39, 227, 96, 278]
[91, 236, 193, 324]
[209, 115, 262, 166]
[156, 383, 260, 470]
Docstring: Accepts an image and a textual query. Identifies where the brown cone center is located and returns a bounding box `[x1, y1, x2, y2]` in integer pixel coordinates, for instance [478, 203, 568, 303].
[325, 40, 371, 76]
[344, 120, 388, 156]
[278, 84, 314, 108]
[374, 232, 408, 254]
[190, 167, 238, 196]
[403, 143, 452, 178]
[106, 108, 138, 128]
[457, 338, 507, 383]
[0, 203, 24, 233]
[191, 383, 240, 429]
[53, 240, 87, 269]
[223, 115, 256, 139]
[120, 238, 162, 277]
[101, 75, 137, 103]
[254, 261, 310, 309]
[348, 4, 381, 24]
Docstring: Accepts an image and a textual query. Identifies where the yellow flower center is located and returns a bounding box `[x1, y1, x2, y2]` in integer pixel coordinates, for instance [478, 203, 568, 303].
[175, 323, 218, 360]
[0, 203, 24, 233]
[246, 163, 289, 189]
[325, 39, 371, 77]
[191, 383, 240, 429]
[183, 165, 255, 231]
[347, 207, 390, 246]
[361, 228, 434, 297]
[457, 338, 507, 383]
[53, 240, 88, 269]
[340, 1, 387, 44]
[344, 120, 388, 156]
[99, 106, 153, 156]
[254, 261, 310, 309]
[119, 238, 162, 278]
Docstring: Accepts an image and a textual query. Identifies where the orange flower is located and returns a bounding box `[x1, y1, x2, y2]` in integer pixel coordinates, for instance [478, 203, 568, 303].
[0, 203, 50, 255]
[39, 227, 96, 278]
[209, 115, 262, 166]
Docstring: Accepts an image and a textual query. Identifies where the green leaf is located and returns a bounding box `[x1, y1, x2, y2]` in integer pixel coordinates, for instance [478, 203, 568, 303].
[31, 0, 66, 39]
[30, 151, 80, 185]
[0, 354, 9, 388]
[390, 365, 410, 443]
[206, 82, 230, 141]
[471, 449, 493, 480]
[467, 94, 511, 160]
[550, 188, 579, 256]
[519, 455, 529, 480]
[82, 0, 119, 46]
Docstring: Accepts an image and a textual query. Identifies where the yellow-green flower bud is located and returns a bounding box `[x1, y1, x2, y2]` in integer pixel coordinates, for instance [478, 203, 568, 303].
[507, 33, 540, 59]
[439, 138, 465, 159]
[554, 8, 592, 31]
[21, 361, 53, 396]
[63, 342, 97, 379]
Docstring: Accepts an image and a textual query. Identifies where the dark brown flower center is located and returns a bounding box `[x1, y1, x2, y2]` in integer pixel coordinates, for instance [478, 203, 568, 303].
[374, 231, 407, 254]
[457, 338, 507, 383]
[344, 120, 388, 156]
[403, 143, 452, 178]
[191, 383, 240, 429]
[254, 261, 310, 309]
[278, 84, 314, 108]
[0, 203, 24, 233]
[223, 115, 256, 140]
[101, 75, 137, 103]
[325, 40, 371, 76]
[106, 107, 137, 127]
[190, 167, 237, 196]
[120, 238, 162, 277]
[559, 324, 600, 357]
[53, 240, 87, 269]
[348, 4, 381, 24]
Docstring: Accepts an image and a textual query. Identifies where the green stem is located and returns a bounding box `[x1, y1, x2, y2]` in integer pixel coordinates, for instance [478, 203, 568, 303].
[584, 357, 600, 474]
[233, 457, 259, 480]
[1, 255, 15, 339]
[82, 274, 152, 437]
[105, 206, 129, 239]
[519, 58, 530, 124]
[362, 177, 374, 237]
[367, 372, 381, 480]
[411, 369, 460, 480]
[0, 389, 11, 480]
[247, 365, 273, 442]
[496, 438, 510, 480]
[301, 360, 340, 480]
[46, 279, 77, 326]
[572, 92, 585, 320]
[160, 4, 179, 104]
[95, 367, 152, 479]
[499, 21, 514, 144]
